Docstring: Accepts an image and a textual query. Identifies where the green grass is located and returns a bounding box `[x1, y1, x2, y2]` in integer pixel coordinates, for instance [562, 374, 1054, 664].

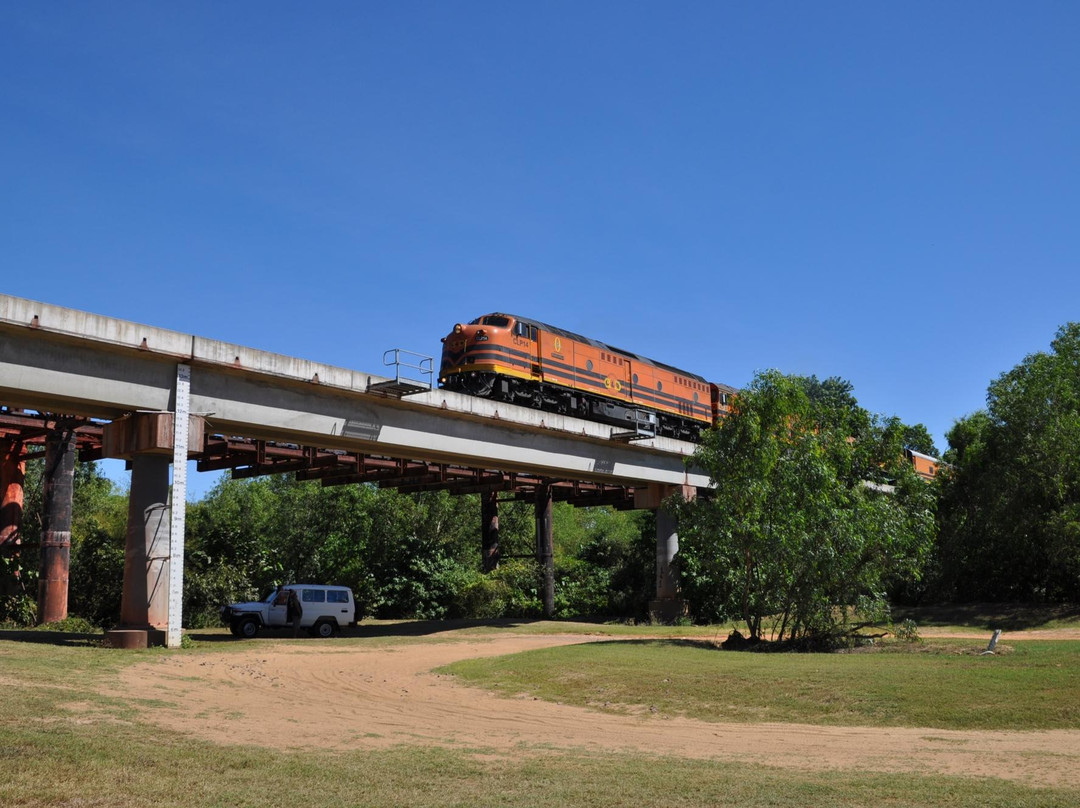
[4, 731, 1078, 808]
[2, 636, 1079, 806]
[441, 638, 1080, 731]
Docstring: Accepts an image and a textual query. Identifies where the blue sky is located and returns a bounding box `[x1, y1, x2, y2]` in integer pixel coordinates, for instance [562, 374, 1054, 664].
[3, 3, 1078, 497]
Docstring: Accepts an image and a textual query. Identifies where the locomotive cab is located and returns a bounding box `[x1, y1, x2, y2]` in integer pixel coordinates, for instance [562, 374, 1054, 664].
[439, 313, 540, 399]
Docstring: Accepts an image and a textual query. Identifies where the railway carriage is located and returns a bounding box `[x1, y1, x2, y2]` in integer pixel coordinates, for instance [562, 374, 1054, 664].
[439, 313, 734, 440]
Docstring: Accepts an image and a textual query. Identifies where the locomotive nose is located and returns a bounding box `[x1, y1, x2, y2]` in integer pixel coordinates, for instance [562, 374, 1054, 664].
[443, 323, 464, 343]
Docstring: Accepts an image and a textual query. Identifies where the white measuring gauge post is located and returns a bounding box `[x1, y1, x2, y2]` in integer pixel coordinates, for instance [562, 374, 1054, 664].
[167, 364, 191, 649]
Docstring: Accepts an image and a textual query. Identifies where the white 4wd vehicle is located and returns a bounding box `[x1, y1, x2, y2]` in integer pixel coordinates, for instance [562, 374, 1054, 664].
[221, 584, 356, 639]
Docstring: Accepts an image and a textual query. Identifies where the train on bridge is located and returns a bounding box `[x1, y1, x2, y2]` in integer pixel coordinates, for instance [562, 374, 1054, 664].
[438, 312, 736, 441]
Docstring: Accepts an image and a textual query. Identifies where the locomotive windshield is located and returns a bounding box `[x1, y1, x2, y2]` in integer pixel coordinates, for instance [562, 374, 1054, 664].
[467, 314, 513, 327]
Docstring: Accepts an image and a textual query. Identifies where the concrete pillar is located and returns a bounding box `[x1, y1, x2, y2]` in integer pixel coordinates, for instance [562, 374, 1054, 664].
[481, 490, 500, 572]
[534, 483, 555, 618]
[102, 407, 203, 648]
[638, 483, 695, 622]
[118, 454, 171, 633]
[1, 440, 26, 597]
[654, 507, 680, 600]
[38, 427, 76, 624]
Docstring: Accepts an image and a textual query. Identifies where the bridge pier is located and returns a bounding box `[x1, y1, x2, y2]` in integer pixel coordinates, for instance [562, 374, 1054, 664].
[535, 483, 555, 618]
[38, 426, 77, 624]
[637, 483, 695, 622]
[113, 454, 172, 646]
[103, 408, 202, 648]
[481, 490, 500, 572]
[0, 439, 26, 597]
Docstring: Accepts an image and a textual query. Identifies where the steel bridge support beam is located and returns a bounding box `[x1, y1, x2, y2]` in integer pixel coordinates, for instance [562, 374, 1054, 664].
[535, 483, 555, 618]
[481, 490, 500, 572]
[1, 439, 26, 597]
[38, 426, 76, 624]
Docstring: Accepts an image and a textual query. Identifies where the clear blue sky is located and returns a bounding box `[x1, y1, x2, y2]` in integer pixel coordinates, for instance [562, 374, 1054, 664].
[3, 3, 1078, 497]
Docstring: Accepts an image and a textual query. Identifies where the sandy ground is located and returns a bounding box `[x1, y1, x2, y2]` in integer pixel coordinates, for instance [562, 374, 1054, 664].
[111, 629, 1080, 789]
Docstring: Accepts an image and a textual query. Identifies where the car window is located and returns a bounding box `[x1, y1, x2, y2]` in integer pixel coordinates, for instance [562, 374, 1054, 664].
[301, 589, 326, 603]
[327, 590, 350, 604]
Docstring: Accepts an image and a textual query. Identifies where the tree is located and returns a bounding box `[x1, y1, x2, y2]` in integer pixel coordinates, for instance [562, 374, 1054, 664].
[677, 370, 936, 645]
[934, 323, 1080, 602]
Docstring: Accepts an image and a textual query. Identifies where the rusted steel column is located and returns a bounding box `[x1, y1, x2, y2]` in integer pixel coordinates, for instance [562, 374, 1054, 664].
[481, 490, 500, 572]
[1, 440, 26, 597]
[38, 427, 76, 624]
[119, 454, 171, 629]
[0, 440, 25, 545]
[534, 483, 554, 618]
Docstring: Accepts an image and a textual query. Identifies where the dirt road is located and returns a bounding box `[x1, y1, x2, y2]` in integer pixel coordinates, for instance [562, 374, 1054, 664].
[116, 632, 1080, 788]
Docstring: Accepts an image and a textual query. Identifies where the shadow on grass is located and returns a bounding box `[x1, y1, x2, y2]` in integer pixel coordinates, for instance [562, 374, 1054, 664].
[185, 617, 566, 643]
[3, 619, 557, 647]
[892, 602, 1080, 630]
[346, 617, 553, 638]
[0, 629, 103, 647]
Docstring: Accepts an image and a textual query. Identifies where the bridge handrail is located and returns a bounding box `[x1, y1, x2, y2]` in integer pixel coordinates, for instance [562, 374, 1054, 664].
[382, 348, 433, 389]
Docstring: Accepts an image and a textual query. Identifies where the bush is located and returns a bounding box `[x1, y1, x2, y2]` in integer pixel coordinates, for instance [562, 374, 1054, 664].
[32, 615, 100, 634]
[0, 594, 37, 628]
[894, 619, 921, 642]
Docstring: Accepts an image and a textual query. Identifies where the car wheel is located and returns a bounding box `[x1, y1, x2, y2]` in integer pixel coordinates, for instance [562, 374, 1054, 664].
[238, 617, 260, 639]
[313, 619, 336, 638]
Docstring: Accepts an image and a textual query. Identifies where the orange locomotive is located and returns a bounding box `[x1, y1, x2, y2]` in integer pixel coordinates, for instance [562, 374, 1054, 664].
[439, 313, 735, 440]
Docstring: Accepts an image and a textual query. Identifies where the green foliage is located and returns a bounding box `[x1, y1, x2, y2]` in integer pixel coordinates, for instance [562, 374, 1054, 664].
[466, 558, 543, 617]
[0, 594, 36, 627]
[894, 619, 921, 642]
[29, 615, 99, 633]
[68, 524, 125, 628]
[678, 370, 936, 643]
[66, 461, 127, 628]
[562, 508, 654, 618]
[935, 323, 1080, 603]
[902, 423, 939, 457]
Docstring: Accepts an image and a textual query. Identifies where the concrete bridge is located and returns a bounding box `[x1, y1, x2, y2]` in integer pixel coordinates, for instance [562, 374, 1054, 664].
[0, 294, 708, 646]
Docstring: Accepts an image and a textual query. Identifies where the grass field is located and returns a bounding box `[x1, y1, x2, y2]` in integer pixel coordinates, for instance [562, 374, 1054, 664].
[440, 637, 1080, 730]
[2, 612, 1079, 807]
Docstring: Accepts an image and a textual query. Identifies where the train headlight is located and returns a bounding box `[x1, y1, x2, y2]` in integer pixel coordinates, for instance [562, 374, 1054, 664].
[454, 324, 463, 334]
